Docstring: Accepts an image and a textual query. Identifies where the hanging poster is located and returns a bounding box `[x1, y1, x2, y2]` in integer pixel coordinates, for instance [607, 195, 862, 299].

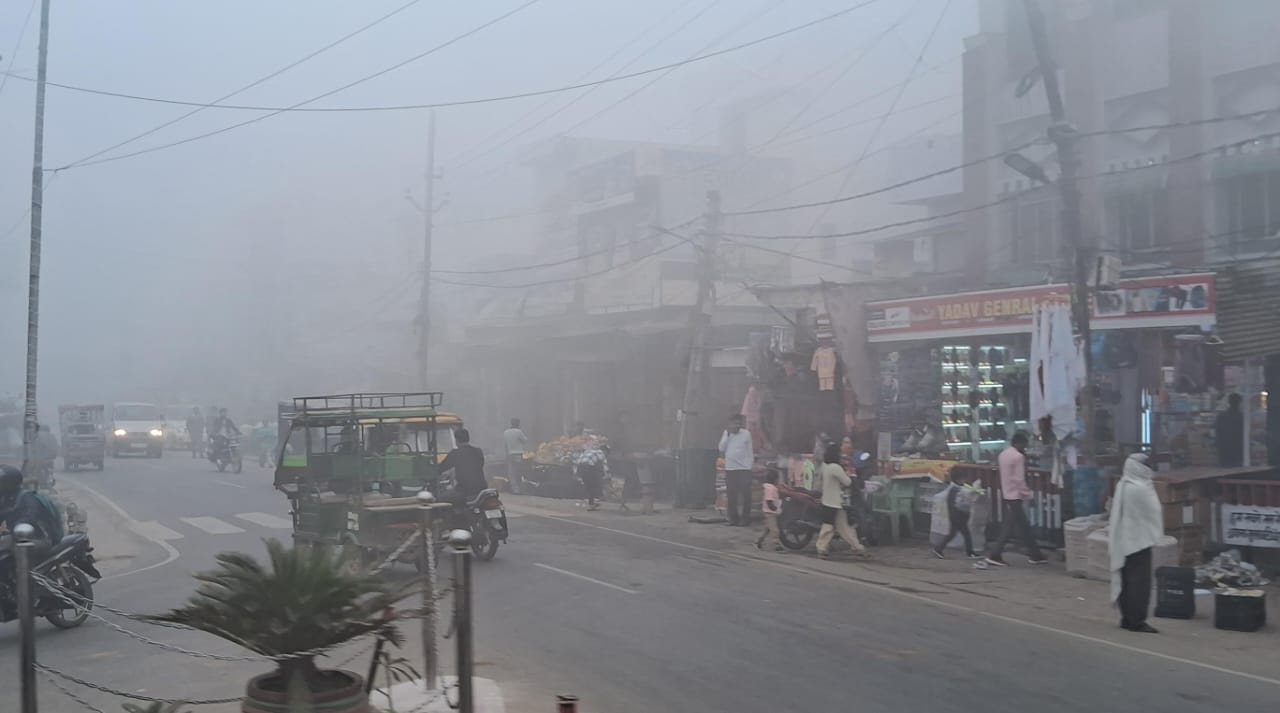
[1222, 505, 1280, 548]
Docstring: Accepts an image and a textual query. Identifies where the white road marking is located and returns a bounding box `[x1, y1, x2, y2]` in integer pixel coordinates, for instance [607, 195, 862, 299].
[60, 478, 181, 580]
[131, 520, 184, 541]
[534, 562, 638, 595]
[180, 516, 246, 535]
[212, 479, 246, 489]
[235, 512, 293, 529]
[521, 509, 1280, 689]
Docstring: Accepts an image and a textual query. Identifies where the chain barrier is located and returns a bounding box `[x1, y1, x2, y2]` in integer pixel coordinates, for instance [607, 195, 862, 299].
[38, 667, 110, 713]
[30, 568, 449, 666]
[370, 529, 422, 575]
[37, 663, 242, 706]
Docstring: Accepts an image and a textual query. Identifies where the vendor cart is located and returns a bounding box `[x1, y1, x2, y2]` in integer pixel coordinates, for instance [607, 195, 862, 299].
[59, 404, 106, 471]
[274, 392, 463, 572]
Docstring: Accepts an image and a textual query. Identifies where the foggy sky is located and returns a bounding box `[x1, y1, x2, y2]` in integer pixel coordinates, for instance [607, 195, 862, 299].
[0, 0, 971, 415]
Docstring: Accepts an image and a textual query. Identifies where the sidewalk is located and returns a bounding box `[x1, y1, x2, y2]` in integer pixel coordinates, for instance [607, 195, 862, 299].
[505, 494, 1279, 683]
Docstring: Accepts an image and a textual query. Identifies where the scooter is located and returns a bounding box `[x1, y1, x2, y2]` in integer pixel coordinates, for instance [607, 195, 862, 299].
[0, 533, 101, 629]
[776, 452, 876, 551]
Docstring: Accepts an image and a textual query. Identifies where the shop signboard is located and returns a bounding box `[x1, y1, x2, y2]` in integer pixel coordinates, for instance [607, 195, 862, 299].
[1222, 505, 1280, 548]
[866, 273, 1215, 342]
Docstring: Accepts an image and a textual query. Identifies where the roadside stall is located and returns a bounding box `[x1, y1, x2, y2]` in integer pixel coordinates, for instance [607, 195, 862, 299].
[524, 432, 611, 499]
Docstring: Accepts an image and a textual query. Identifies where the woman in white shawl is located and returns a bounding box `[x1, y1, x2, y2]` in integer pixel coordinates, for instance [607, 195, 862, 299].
[1108, 453, 1164, 633]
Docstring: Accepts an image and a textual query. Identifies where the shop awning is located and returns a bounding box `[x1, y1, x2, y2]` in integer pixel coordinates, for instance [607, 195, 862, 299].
[1216, 259, 1280, 360]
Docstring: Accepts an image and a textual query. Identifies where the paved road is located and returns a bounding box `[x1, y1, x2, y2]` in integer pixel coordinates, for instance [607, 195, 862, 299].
[3, 455, 1277, 712]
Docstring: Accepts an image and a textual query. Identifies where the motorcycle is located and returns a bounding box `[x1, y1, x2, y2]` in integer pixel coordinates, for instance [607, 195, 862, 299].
[462, 488, 508, 561]
[0, 532, 102, 629]
[776, 453, 876, 551]
[208, 434, 243, 474]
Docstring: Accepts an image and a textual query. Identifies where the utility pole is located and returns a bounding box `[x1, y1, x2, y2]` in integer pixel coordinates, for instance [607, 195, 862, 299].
[21, 0, 52, 476]
[1022, 0, 1095, 466]
[417, 110, 437, 390]
[676, 190, 720, 502]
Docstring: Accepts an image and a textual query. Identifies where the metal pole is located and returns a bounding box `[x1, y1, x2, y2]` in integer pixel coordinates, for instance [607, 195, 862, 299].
[448, 529, 473, 713]
[557, 695, 580, 712]
[1022, 0, 1095, 465]
[15, 523, 38, 713]
[416, 491, 438, 690]
[21, 0, 52, 475]
[417, 110, 437, 390]
[675, 190, 721, 504]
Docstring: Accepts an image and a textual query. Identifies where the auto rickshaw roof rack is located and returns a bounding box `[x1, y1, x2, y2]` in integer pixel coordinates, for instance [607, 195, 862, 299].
[289, 392, 445, 425]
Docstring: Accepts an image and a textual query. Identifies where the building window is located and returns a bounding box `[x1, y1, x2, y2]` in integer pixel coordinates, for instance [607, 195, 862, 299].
[1216, 166, 1280, 253]
[1103, 184, 1168, 255]
[1009, 190, 1061, 265]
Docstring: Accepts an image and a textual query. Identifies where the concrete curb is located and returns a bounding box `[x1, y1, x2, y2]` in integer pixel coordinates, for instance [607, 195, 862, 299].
[371, 677, 505, 713]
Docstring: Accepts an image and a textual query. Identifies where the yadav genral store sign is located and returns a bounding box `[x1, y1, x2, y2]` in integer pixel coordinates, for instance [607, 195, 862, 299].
[866, 273, 1215, 342]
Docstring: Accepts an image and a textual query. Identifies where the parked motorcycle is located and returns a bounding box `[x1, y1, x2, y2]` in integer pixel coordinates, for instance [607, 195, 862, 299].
[0, 533, 102, 629]
[208, 434, 243, 473]
[776, 453, 876, 551]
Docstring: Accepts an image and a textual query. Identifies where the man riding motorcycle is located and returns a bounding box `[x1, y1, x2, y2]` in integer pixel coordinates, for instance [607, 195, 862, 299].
[437, 428, 488, 527]
[207, 408, 241, 464]
[0, 465, 53, 567]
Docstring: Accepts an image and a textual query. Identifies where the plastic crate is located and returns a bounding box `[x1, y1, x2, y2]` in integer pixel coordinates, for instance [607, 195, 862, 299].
[1153, 566, 1196, 620]
[1214, 591, 1267, 632]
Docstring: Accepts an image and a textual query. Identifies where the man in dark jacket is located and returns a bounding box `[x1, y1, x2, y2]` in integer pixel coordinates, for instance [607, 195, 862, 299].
[440, 429, 488, 500]
[0, 466, 53, 571]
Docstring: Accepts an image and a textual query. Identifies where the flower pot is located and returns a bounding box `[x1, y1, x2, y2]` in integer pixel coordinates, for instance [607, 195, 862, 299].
[242, 669, 368, 713]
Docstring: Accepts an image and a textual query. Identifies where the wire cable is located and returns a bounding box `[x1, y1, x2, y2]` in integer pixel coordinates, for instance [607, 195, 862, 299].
[54, 0, 543, 170]
[442, 0, 709, 171]
[18, 2, 870, 117]
[804, 0, 953, 234]
[59, 0, 426, 170]
[0, 0, 38, 99]
[553, 0, 789, 139]
[433, 237, 690, 289]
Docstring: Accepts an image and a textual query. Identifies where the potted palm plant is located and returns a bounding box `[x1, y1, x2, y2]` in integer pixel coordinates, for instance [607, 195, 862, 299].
[150, 539, 420, 713]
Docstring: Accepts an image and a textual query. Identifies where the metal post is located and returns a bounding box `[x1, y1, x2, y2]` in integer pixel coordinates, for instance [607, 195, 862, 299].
[416, 490, 438, 690]
[675, 190, 721, 505]
[15, 523, 38, 713]
[21, 0, 52, 475]
[1022, 0, 1095, 465]
[557, 695, 580, 712]
[448, 529, 473, 713]
[417, 110, 437, 390]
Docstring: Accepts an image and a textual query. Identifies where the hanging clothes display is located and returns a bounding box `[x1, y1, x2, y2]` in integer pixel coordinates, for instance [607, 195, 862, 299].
[811, 346, 838, 391]
[741, 384, 766, 450]
[1030, 299, 1084, 443]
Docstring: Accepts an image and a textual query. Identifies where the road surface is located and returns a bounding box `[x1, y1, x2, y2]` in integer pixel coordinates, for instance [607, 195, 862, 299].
[1, 455, 1275, 712]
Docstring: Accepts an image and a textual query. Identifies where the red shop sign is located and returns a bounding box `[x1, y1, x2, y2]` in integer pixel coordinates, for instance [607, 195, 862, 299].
[866, 273, 1214, 342]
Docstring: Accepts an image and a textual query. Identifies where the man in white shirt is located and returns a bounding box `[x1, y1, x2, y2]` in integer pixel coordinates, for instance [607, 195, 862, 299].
[718, 413, 755, 526]
[502, 418, 528, 495]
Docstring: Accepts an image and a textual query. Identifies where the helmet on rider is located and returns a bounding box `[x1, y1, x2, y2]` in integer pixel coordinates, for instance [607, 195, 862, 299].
[0, 465, 24, 506]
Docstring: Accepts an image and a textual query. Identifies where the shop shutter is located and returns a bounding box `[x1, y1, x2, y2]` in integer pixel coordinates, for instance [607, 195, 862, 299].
[1217, 259, 1280, 360]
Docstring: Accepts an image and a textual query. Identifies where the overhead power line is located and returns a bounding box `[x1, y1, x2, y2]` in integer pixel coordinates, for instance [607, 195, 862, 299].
[50, 0, 544, 170]
[442, 0, 712, 171]
[0, 0, 38, 99]
[19, 2, 872, 118]
[726, 125, 1280, 242]
[433, 237, 690, 289]
[60, 0, 426, 169]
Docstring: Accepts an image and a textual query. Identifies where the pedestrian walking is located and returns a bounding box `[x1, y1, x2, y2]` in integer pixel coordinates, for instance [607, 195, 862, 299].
[984, 431, 1047, 566]
[718, 414, 754, 526]
[933, 471, 981, 559]
[575, 443, 608, 511]
[755, 469, 783, 551]
[815, 443, 867, 558]
[503, 418, 528, 494]
[1109, 452, 1163, 633]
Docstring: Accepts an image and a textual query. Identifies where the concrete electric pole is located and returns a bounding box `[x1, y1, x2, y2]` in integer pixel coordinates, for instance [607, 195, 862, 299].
[21, 0, 52, 476]
[417, 110, 437, 390]
[676, 190, 721, 499]
[1022, 0, 1096, 466]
